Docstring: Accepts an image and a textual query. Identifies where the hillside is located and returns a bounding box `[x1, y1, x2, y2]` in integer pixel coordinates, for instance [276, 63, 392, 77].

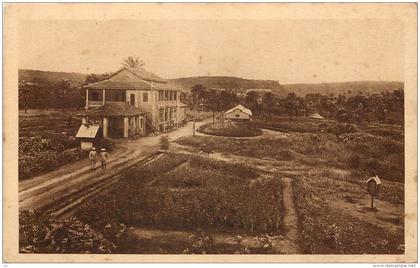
[281, 81, 404, 97]
[170, 77, 403, 96]
[19, 69, 90, 87]
[170, 76, 284, 92]
[19, 69, 403, 97]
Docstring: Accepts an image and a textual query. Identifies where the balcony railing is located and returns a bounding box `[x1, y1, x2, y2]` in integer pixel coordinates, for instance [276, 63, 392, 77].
[86, 100, 128, 108]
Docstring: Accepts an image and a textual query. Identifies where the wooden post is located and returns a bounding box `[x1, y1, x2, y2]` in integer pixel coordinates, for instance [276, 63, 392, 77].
[371, 195, 374, 209]
[103, 117, 109, 138]
[102, 89, 106, 105]
[85, 89, 89, 110]
[123, 117, 129, 138]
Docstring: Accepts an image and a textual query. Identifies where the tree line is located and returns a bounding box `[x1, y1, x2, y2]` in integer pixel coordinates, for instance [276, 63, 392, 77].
[183, 84, 404, 125]
[18, 74, 108, 112]
[19, 75, 404, 125]
[18, 56, 144, 112]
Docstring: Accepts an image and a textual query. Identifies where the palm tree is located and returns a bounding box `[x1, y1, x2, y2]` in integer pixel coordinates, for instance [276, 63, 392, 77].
[122, 56, 145, 69]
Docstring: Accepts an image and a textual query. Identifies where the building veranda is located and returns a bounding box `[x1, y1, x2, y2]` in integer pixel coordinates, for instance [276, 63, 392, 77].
[77, 67, 187, 145]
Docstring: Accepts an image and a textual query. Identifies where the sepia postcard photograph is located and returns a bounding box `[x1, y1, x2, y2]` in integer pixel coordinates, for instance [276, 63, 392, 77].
[2, 2, 418, 263]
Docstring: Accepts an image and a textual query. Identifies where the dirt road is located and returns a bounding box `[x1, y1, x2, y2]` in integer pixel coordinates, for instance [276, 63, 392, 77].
[19, 121, 206, 211]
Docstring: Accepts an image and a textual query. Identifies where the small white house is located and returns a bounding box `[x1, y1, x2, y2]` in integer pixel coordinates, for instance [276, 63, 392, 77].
[76, 124, 101, 151]
[223, 104, 252, 121]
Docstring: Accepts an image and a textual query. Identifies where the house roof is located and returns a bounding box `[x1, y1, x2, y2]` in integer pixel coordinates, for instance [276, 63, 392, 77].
[309, 113, 324, 119]
[76, 124, 100, 139]
[83, 67, 183, 91]
[224, 104, 252, 116]
[366, 175, 382, 185]
[79, 102, 148, 117]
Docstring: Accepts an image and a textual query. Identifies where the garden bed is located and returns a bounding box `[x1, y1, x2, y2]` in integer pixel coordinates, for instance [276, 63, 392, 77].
[76, 153, 282, 235]
[199, 121, 263, 137]
[19, 111, 82, 180]
[17, 153, 284, 253]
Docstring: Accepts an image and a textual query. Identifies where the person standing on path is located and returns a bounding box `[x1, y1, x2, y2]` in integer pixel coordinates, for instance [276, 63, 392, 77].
[88, 147, 97, 170]
[100, 148, 109, 170]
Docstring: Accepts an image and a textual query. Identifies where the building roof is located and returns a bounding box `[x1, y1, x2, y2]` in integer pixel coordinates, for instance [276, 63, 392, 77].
[367, 175, 382, 185]
[83, 67, 183, 91]
[79, 102, 148, 117]
[224, 104, 252, 116]
[309, 113, 324, 119]
[76, 124, 100, 139]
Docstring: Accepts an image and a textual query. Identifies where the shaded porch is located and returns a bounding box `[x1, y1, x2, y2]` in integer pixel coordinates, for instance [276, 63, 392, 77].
[79, 102, 147, 139]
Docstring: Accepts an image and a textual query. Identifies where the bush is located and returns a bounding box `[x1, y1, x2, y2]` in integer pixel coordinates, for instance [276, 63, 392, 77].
[19, 210, 114, 254]
[160, 136, 170, 150]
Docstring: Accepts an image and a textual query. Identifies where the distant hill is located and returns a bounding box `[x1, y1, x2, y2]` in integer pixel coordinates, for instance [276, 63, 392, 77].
[281, 81, 404, 97]
[19, 69, 90, 87]
[170, 76, 284, 92]
[170, 77, 403, 96]
[19, 69, 403, 96]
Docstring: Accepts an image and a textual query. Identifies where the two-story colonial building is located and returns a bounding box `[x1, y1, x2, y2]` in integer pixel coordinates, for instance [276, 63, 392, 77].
[78, 67, 187, 139]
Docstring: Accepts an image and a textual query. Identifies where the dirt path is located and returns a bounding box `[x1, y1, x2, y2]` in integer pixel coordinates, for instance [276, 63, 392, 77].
[130, 226, 297, 254]
[19, 121, 208, 211]
[280, 177, 301, 254]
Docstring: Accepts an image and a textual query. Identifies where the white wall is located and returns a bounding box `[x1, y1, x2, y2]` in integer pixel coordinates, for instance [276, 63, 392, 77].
[224, 109, 251, 120]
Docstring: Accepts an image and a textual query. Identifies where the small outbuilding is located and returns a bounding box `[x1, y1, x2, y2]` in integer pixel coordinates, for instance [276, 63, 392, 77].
[223, 104, 252, 121]
[75, 124, 102, 151]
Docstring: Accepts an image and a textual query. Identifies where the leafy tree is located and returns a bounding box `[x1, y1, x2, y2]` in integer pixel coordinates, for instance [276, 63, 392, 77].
[83, 73, 108, 86]
[262, 92, 276, 118]
[283, 93, 300, 120]
[19, 81, 30, 113]
[52, 80, 71, 109]
[245, 91, 259, 112]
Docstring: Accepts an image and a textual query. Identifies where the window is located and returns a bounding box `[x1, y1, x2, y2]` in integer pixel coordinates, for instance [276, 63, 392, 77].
[143, 92, 148, 102]
[130, 94, 135, 105]
[235, 114, 240, 118]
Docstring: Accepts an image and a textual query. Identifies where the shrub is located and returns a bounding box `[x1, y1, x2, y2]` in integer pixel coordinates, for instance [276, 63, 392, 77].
[160, 136, 170, 150]
[19, 210, 114, 254]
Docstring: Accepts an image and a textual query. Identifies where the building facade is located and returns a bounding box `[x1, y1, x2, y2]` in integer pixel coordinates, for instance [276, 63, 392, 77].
[79, 67, 187, 139]
[223, 104, 252, 121]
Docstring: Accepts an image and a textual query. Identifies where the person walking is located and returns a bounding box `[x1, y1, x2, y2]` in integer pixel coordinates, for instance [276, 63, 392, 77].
[88, 147, 97, 170]
[100, 148, 109, 170]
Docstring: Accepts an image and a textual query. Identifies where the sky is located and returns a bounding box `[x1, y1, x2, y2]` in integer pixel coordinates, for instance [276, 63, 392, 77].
[18, 19, 404, 84]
